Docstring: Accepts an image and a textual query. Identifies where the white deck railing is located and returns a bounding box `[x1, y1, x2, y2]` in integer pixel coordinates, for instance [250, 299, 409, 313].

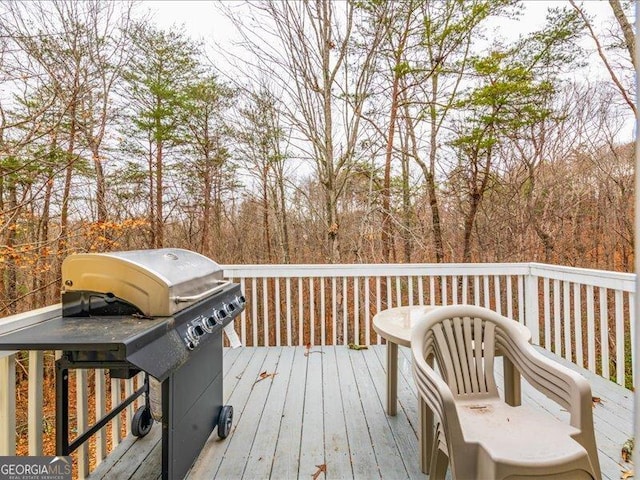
[0, 262, 635, 477]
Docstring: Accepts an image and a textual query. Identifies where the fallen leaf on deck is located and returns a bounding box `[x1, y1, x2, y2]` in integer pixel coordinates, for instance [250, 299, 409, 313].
[255, 371, 278, 383]
[622, 438, 634, 462]
[621, 468, 634, 479]
[348, 344, 368, 350]
[592, 396, 603, 408]
[311, 463, 327, 479]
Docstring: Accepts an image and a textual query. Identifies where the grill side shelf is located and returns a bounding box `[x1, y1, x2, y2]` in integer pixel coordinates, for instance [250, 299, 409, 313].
[0, 315, 169, 352]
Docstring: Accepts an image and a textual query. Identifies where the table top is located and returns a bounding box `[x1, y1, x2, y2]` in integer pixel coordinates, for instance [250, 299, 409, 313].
[373, 306, 439, 347]
[372, 305, 531, 347]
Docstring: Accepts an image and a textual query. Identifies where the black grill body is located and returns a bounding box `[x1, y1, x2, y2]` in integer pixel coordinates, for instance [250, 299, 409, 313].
[0, 249, 244, 480]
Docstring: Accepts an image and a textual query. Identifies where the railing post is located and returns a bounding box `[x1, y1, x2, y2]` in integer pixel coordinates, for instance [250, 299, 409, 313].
[0, 352, 16, 455]
[525, 270, 540, 345]
[28, 350, 44, 455]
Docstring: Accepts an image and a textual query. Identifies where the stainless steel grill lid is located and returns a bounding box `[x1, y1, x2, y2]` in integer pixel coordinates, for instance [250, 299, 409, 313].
[61, 248, 227, 316]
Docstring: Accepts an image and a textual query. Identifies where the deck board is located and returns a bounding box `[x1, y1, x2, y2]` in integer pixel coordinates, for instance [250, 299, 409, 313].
[322, 346, 353, 479]
[88, 345, 633, 480]
[333, 345, 379, 479]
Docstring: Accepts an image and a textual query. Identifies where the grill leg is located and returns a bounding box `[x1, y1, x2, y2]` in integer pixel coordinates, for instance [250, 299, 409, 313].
[55, 358, 69, 456]
[143, 373, 151, 409]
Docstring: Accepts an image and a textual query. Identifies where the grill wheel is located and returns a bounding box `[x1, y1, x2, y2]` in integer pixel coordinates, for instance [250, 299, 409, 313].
[132, 405, 154, 437]
[217, 405, 233, 439]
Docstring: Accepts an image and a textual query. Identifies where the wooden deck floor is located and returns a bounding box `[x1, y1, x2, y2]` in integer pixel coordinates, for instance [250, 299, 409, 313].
[89, 345, 634, 480]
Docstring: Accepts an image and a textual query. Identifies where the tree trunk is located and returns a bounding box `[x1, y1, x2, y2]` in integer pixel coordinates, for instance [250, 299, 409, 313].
[608, 0, 635, 68]
[320, 1, 339, 263]
[262, 165, 272, 263]
[148, 142, 155, 248]
[428, 76, 445, 262]
[382, 73, 400, 264]
[5, 183, 18, 313]
[38, 173, 54, 306]
[155, 138, 163, 248]
[201, 160, 212, 257]
[93, 147, 108, 224]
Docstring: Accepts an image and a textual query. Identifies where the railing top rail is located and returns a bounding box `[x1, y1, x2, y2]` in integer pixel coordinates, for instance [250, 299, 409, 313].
[0, 304, 61, 336]
[222, 262, 532, 278]
[529, 263, 635, 292]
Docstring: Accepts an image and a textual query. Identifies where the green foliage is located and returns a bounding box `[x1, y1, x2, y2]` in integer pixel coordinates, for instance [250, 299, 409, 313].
[123, 23, 202, 145]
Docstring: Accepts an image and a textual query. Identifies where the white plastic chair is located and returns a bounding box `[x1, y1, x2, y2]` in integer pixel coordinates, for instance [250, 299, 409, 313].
[411, 305, 601, 480]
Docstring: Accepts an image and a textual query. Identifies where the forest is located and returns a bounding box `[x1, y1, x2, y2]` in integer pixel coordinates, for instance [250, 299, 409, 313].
[0, 0, 635, 317]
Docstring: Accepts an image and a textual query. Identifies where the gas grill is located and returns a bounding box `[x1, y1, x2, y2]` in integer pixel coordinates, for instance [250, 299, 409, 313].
[0, 248, 245, 479]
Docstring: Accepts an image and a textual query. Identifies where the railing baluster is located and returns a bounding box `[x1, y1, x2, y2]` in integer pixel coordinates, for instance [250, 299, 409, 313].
[275, 278, 281, 347]
[332, 277, 337, 346]
[309, 278, 315, 346]
[574, 284, 583, 368]
[263, 278, 269, 346]
[95, 369, 107, 465]
[517, 276, 525, 324]
[462, 275, 469, 305]
[110, 377, 121, 447]
[0, 353, 16, 455]
[354, 277, 360, 345]
[615, 290, 625, 386]
[395, 276, 401, 307]
[473, 276, 480, 306]
[586, 285, 596, 373]
[630, 292, 636, 386]
[543, 279, 551, 351]
[599, 287, 610, 380]
[125, 378, 134, 436]
[364, 276, 370, 345]
[554, 280, 561, 355]
[386, 276, 392, 309]
[408, 276, 414, 306]
[563, 281, 572, 361]
[77, 370, 89, 479]
[494, 276, 501, 315]
[430, 276, 436, 305]
[240, 278, 247, 346]
[28, 350, 43, 455]
[286, 278, 292, 347]
[298, 278, 304, 346]
[320, 278, 325, 346]
[376, 276, 382, 344]
[252, 278, 258, 347]
[451, 275, 458, 305]
[506, 275, 513, 319]
[343, 276, 348, 345]
[483, 276, 490, 308]
[442, 276, 448, 306]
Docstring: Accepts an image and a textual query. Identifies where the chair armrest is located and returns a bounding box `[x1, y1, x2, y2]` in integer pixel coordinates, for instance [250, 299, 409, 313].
[412, 330, 465, 446]
[496, 324, 594, 433]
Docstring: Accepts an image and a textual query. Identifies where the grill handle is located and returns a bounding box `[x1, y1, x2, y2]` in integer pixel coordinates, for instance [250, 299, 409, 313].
[172, 280, 231, 303]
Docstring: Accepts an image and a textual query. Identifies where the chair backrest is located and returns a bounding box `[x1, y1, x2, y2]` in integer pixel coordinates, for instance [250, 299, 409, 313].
[424, 314, 500, 399]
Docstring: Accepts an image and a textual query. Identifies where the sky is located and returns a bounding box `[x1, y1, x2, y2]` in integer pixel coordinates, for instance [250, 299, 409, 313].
[143, 1, 619, 45]
[141, 0, 624, 83]
[139, 0, 634, 142]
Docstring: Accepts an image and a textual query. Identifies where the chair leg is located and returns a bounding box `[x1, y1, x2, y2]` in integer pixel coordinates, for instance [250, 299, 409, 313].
[429, 424, 448, 480]
[430, 448, 448, 480]
[420, 397, 433, 474]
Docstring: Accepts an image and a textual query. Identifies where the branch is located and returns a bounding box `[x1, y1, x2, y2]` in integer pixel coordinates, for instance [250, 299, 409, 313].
[569, 0, 636, 117]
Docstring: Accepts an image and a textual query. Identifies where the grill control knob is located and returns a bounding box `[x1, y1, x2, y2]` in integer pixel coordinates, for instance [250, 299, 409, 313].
[186, 341, 196, 350]
[225, 303, 236, 315]
[216, 309, 228, 321]
[203, 316, 216, 333]
[186, 326, 202, 343]
[235, 295, 246, 307]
